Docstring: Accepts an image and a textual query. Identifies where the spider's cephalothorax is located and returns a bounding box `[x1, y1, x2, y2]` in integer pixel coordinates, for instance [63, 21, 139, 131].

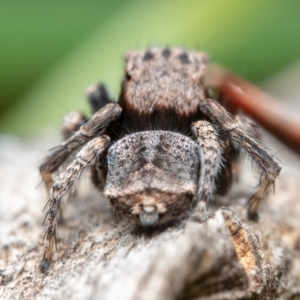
[39, 47, 281, 272]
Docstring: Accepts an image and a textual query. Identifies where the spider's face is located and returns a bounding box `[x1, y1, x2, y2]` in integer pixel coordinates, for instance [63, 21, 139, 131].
[103, 131, 200, 226]
[109, 190, 195, 226]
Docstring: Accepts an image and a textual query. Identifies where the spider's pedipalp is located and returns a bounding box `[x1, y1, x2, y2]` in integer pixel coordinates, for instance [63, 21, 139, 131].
[192, 120, 223, 221]
[40, 135, 110, 273]
[200, 98, 281, 220]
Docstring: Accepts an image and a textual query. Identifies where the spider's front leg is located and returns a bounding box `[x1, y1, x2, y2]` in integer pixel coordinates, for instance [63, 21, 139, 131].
[39, 103, 121, 192]
[85, 83, 113, 114]
[191, 121, 223, 221]
[200, 98, 281, 220]
[61, 111, 87, 141]
[62, 84, 113, 140]
[40, 136, 110, 273]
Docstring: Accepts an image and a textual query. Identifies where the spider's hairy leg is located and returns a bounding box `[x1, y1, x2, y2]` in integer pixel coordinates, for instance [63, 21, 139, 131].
[200, 98, 281, 220]
[39, 135, 110, 273]
[60, 112, 88, 222]
[61, 111, 87, 140]
[39, 103, 121, 192]
[214, 139, 237, 195]
[215, 115, 260, 191]
[236, 115, 261, 141]
[191, 120, 223, 221]
[85, 83, 113, 114]
[62, 83, 113, 140]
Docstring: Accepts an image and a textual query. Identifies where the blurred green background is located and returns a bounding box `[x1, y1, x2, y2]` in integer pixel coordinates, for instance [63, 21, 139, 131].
[1, 0, 300, 136]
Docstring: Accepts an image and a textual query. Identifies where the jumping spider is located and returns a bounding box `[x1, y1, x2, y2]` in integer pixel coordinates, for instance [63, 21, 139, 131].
[39, 47, 281, 272]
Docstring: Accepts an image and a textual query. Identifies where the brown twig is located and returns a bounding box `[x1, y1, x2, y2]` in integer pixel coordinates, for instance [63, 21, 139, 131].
[204, 65, 300, 155]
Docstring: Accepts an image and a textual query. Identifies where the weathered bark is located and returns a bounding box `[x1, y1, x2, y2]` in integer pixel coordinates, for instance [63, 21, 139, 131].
[0, 135, 300, 300]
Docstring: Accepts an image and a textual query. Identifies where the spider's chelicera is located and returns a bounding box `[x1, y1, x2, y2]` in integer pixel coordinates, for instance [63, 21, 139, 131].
[39, 47, 281, 272]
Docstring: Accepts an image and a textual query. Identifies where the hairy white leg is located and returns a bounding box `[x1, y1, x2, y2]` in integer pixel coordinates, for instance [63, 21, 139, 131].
[40, 135, 110, 273]
[192, 120, 223, 221]
[39, 103, 121, 192]
[200, 98, 281, 220]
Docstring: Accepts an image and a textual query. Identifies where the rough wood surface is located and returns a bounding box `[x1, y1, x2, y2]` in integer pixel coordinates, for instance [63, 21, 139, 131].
[1, 135, 300, 300]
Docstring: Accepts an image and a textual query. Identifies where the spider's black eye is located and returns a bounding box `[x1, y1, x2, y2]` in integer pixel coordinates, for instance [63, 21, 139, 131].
[178, 52, 190, 64]
[143, 50, 154, 61]
[126, 72, 132, 81]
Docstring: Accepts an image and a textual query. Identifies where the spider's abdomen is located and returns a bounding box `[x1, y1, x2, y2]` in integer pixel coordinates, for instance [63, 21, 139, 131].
[104, 131, 200, 225]
[117, 47, 208, 134]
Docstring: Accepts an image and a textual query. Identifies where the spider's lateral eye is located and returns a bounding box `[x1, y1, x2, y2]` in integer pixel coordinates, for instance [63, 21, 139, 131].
[126, 72, 132, 81]
[178, 52, 190, 64]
